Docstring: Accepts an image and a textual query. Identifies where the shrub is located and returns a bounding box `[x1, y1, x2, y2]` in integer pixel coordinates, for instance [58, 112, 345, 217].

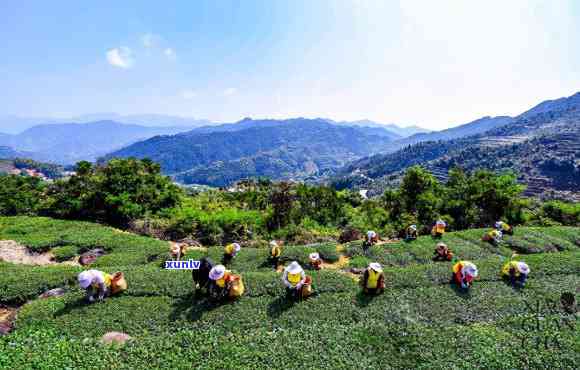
[51, 245, 78, 262]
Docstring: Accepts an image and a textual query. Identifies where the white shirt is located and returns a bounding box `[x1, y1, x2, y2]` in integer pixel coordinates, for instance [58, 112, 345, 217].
[86, 270, 106, 286]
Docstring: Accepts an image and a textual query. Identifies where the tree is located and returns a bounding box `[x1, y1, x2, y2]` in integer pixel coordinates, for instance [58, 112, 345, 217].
[0, 175, 45, 216]
[268, 182, 294, 230]
[44, 158, 182, 226]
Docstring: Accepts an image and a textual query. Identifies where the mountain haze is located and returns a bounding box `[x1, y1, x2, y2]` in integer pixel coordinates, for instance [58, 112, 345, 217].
[329, 119, 429, 137]
[0, 121, 197, 164]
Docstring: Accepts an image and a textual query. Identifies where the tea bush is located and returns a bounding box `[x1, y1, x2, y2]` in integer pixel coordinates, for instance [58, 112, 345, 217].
[0, 217, 578, 369]
[51, 245, 79, 262]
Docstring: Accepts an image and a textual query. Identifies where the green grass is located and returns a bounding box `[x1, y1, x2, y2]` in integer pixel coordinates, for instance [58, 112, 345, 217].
[0, 217, 579, 369]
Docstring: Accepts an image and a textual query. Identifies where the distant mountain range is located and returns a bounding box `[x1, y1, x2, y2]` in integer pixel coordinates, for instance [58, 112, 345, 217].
[333, 92, 580, 200]
[0, 146, 26, 159]
[0, 117, 425, 166]
[3, 92, 579, 199]
[0, 114, 213, 134]
[386, 115, 515, 152]
[104, 118, 402, 186]
[0, 121, 197, 164]
[327, 119, 430, 137]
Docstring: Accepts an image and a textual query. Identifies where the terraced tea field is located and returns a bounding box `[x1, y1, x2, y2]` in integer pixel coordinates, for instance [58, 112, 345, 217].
[0, 217, 578, 369]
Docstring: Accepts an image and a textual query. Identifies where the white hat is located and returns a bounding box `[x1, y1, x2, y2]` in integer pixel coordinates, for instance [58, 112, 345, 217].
[436, 220, 446, 226]
[232, 243, 241, 252]
[463, 263, 478, 278]
[516, 262, 530, 275]
[369, 262, 383, 272]
[494, 221, 502, 229]
[309, 252, 320, 261]
[367, 230, 376, 237]
[436, 242, 447, 248]
[409, 225, 417, 231]
[78, 271, 94, 289]
[285, 261, 303, 274]
[269, 241, 278, 247]
[209, 265, 226, 280]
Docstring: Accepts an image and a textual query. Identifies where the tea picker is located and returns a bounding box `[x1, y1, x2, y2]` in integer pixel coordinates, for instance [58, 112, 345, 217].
[363, 230, 378, 255]
[223, 242, 241, 265]
[501, 259, 530, 287]
[361, 262, 385, 295]
[208, 264, 244, 301]
[269, 240, 282, 268]
[405, 224, 418, 241]
[452, 261, 478, 290]
[282, 261, 312, 300]
[431, 219, 447, 238]
[78, 269, 127, 303]
[309, 252, 322, 270]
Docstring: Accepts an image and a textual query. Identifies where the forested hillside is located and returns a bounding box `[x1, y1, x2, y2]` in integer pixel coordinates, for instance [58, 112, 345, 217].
[105, 118, 400, 186]
[334, 92, 580, 200]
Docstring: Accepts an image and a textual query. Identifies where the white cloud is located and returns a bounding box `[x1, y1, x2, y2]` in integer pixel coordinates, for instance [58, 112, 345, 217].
[106, 47, 134, 69]
[141, 33, 161, 48]
[224, 87, 237, 96]
[181, 89, 197, 100]
[164, 48, 177, 60]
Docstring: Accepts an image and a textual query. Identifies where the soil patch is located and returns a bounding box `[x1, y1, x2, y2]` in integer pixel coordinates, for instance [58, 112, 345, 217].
[0, 240, 55, 265]
[0, 306, 18, 335]
[322, 255, 350, 270]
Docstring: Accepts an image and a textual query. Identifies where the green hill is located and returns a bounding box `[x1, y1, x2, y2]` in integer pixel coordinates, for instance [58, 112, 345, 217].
[0, 216, 578, 368]
[104, 118, 400, 187]
[334, 92, 580, 200]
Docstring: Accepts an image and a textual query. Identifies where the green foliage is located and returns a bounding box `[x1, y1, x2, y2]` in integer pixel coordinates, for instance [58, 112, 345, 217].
[155, 193, 266, 244]
[0, 175, 45, 216]
[51, 245, 79, 262]
[0, 217, 579, 368]
[44, 158, 181, 226]
[541, 200, 580, 226]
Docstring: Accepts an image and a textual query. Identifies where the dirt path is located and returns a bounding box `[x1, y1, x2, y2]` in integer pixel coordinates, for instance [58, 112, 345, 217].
[169, 241, 207, 254]
[0, 240, 81, 266]
[0, 306, 17, 335]
[321, 255, 350, 270]
[0, 240, 55, 265]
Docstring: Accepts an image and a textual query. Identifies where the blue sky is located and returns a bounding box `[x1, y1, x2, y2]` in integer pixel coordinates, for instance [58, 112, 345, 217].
[1, 0, 579, 129]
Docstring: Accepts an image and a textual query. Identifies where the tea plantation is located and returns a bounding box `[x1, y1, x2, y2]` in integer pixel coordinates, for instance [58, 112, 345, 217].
[0, 217, 578, 369]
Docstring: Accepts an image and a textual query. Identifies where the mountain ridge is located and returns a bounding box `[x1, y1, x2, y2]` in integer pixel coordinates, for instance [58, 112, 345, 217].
[0, 120, 198, 164]
[104, 118, 401, 186]
[332, 91, 580, 200]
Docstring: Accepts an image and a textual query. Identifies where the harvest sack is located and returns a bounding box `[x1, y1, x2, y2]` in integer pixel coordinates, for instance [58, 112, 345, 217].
[110, 272, 128, 295]
[228, 274, 245, 298]
[301, 276, 313, 298]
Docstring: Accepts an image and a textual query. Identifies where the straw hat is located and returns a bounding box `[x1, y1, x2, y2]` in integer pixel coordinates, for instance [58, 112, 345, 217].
[516, 262, 530, 275]
[78, 270, 94, 289]
[309, 252, 320, 261]
[369, 262, 383, 272]
[209, 265, 226, 280]
[285, 261, 303, 274]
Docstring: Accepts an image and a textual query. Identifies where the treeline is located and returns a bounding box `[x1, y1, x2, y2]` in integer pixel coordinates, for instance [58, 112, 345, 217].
[0, 158, 180, 226]
[0, 159, 578, 244]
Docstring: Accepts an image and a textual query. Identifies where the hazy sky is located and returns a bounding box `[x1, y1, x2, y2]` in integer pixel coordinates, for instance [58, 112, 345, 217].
[1, 0, 579, 129]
